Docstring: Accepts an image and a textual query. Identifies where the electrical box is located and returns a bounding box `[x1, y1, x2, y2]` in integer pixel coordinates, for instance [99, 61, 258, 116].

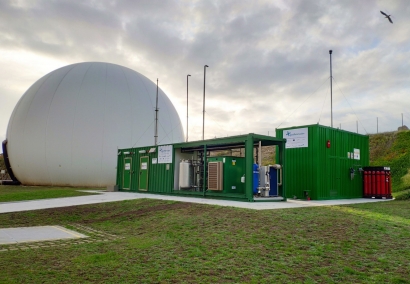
[207, 156, 245, 194]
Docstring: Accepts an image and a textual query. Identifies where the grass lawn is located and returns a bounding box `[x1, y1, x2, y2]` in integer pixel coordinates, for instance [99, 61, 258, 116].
[0, 185, 104, 202]
[0, 198, 409, 283]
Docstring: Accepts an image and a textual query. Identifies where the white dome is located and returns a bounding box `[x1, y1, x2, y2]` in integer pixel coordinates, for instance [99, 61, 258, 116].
[6, 62, 184, 187]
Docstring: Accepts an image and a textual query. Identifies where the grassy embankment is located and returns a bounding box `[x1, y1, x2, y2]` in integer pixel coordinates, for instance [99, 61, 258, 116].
[370, 130, 410, 199]
[1, 198, 409, 283]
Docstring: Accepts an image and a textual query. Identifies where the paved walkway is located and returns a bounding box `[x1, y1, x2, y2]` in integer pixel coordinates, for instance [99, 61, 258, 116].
[0, 190, 392, 213]
[0, 226, 87, 244]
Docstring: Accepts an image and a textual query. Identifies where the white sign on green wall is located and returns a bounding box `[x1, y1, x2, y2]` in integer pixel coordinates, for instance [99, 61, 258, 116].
[284, 128, 308, 149]
[158, 145, 173, 164]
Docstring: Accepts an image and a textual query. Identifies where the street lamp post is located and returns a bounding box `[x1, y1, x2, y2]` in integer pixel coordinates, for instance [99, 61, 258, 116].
[186, 74, 191, 142]
[203, 65, 208, 140]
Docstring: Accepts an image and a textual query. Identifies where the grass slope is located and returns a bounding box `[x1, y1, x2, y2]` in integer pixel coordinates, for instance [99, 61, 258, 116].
[370, 131, 410, 192]
[0, 186, 103, 202]
[0, 199, 409, 283]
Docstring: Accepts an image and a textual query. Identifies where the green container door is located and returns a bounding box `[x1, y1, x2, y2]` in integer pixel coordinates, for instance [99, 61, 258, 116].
[329, 157, 341, 197]
[139, 156, 149, 191]
[123, 157, 132, 189]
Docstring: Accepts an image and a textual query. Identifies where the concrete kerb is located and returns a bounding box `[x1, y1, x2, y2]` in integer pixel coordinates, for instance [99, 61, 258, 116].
[0, 190, 393, 214]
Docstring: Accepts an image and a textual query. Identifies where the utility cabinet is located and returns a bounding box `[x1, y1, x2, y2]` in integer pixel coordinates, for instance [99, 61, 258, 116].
[207, 156, 245, 194]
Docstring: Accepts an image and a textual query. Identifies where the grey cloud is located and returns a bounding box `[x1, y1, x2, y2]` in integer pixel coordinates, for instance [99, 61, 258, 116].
[2, 0, 410, 141]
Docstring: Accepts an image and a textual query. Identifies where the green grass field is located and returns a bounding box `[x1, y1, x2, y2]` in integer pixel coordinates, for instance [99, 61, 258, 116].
[1, 198, 409, 283]
[0, 185, 103, 202]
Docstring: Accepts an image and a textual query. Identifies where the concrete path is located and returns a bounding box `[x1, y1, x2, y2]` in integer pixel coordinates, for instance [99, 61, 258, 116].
[0, 226, 87, 244]
[0, 190, 392, 213]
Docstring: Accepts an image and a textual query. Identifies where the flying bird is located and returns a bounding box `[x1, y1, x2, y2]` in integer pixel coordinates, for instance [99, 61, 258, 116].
[380, 11, 393, 24]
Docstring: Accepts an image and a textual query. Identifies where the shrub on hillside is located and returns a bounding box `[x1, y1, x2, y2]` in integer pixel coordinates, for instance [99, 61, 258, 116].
[371, 131, 410, 192]
[394, 189, 410, 200]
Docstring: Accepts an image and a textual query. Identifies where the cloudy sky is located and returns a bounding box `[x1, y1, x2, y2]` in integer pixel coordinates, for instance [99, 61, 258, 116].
[1, 0, 409, 145]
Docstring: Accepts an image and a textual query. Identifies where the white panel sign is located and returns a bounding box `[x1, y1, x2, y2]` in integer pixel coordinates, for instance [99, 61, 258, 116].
[284, 128, 308, 149]
[158, 145, 173, 164]
[125, 163, 130, 170]
[152, 158, 157, 164]
[141, 162, 147, 170]
[354, 148, 360, 160]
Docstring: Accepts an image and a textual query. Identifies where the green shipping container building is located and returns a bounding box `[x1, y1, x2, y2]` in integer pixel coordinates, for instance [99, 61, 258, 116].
[276, 124, 369, 200]
[116, 133, 286, 202]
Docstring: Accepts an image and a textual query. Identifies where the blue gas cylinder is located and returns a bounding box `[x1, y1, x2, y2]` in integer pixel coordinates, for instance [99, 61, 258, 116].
[253, 164, 259, 194]
[269, 167, 278, 196]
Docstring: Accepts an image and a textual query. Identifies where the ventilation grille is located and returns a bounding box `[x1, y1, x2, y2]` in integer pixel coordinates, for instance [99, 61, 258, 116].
[208, 162, 223, 191]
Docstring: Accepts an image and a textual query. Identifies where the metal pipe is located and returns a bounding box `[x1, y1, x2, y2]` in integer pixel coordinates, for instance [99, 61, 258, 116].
[154, 78, 159, 145]
[377, 117, 378, 133]
[258, 141, 262, 187]
[202, 65, 208, 140]
[329, 50, 333, 128]
[258, 141, 262, 166]
[186, 74, 191, 142]
[270, 164, 283, 186]
[203, 144, 207, 196]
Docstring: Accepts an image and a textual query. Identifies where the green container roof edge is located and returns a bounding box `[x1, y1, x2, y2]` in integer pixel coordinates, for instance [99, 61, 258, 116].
[277, 123, 369, 138]
[172, 133, 285, 148]
[117, 133, 285, 152]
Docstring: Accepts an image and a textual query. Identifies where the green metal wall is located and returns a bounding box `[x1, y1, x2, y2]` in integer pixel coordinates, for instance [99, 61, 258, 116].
[276, 124, 369, 200]
[116, 146, 174, 193]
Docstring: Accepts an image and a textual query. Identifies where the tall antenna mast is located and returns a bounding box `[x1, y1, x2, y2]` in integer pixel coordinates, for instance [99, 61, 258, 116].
[329, 50, 333, 128]
[154, 78, 159, 145]
[186, 74, 191, 142]
[203, 65, 208, 140]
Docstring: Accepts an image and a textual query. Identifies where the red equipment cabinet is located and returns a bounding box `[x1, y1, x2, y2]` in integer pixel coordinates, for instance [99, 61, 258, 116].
[362, 167, 392, 199]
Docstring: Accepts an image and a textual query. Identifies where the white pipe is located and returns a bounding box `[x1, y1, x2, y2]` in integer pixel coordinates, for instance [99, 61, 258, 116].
[258, 141, 262, 166]
[271, 164, 282, 186]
